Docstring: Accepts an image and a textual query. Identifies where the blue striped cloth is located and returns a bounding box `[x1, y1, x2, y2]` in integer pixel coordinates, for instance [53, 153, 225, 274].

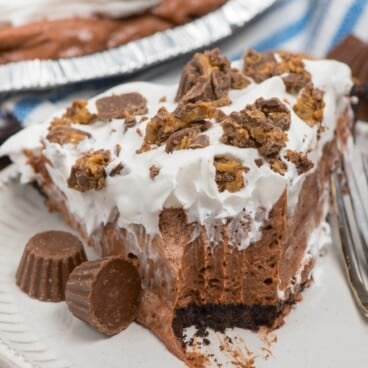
[2, 0, 368, 128]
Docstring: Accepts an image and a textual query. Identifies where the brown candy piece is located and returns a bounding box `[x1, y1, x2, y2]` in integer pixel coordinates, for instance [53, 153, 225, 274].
[327, 34, 368, 121]
[16, 231, 87, 302]
[0, 115, 21, 145]
[327, 34, 368, 81]
[65, 257, 142, 336]
[351, 82, 368, 121]
[96, 92, 148, 121]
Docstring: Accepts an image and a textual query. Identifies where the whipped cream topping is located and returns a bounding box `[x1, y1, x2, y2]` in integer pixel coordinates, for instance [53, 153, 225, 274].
[0, 58, 352, 250]
[0, 0, 160, 26]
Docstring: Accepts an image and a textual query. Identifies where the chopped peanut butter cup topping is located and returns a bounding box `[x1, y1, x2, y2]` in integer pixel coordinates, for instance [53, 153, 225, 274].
[47, 124, 91, 146]
[243, 49, 311, 93]
[230, 68, 251, 89]
[283, 73, 310, 94]
[285, 150, 314, 174]
[96, 92, 148, 121]
[214, 157, 248, 193]
[243, 49, 281, 83]
[141, 101, 215, 152]
[46, 100, 95, 145]
[293, 83, 325, 126]
[176, 49, 249, 104]
[64, 100, 96, 125]
[278, 51, 312, 93]
[269, 158, 287, 176]
[221, 98, 289, 157]
[176, 49, 230, 102]
[165, 127, 210, 153]
[254, 98, 291, 130]
[68, 150, 111, 192]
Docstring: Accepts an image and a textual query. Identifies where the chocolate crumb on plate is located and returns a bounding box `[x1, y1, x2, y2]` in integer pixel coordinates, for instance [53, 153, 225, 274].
[16, 231, 87, 302]
[65, 257, 142, 336]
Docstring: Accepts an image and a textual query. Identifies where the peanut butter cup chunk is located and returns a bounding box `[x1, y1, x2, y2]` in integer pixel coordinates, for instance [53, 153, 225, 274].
[142, 101, 215, 149]
[269, 158, 287, 176]
[64, 100, 96, 125]
[65, 257, 142, 336]
[293, 83, 325, 126]
[96, 92, 148, 121]
[221, 100, 288, 157]
[68, 149, 111, 192]
[16, 231, 87, 302]
[243, 49, 281, 83]
[46, 125, 91, 146]
[284, 149, 314, 175]
[175, 48, 232, 103]
[214, 157, 247, 193]
[244, 49, 311, 92]
[46, 101, 94, 145]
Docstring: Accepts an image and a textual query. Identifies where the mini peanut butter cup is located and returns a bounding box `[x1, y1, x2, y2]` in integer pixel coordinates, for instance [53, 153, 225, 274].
[65, 257, 142, 336]
[16, 231, 87, 302]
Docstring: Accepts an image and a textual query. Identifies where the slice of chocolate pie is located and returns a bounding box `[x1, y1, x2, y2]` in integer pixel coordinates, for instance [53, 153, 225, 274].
[0, 48, 353, 365]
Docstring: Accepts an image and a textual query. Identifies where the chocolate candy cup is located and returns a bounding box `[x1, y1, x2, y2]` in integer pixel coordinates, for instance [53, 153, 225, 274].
[327, 34, 368, 121]
[65, 257, 142, 336]
[16, 231, 87, 302]
[327, 35, 368, 82]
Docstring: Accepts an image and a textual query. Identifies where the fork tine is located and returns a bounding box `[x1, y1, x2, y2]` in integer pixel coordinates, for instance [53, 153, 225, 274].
[344, 147, 368, 261]
[362, 152, 368, 186]
[331, 168, 368, 317]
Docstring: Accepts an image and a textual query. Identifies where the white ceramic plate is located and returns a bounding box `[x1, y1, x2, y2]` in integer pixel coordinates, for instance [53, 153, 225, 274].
[0, 179, 367, 368]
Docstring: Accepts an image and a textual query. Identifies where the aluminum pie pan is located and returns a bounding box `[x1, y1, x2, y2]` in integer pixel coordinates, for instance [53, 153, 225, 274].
[0, 0, 276, 93]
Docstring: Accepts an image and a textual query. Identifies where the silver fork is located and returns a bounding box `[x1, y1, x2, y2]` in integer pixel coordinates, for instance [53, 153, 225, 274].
[330, 143, 368, 318]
